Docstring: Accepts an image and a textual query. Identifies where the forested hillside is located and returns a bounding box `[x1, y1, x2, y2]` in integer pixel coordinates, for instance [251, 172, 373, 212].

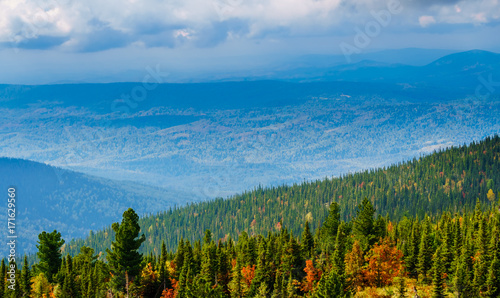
[6, 188, 500, 297]
[66, 135, 500, 255]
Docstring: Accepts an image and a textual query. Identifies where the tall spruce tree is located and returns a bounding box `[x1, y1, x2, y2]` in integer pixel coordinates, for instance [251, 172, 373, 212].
[36, 230, 65, 282]
[106, 208, 146, 296]
[431, 246, 446, 298]
[20, 255, 32, 297]
[301, 221, 314, 258]
[352, 198, 376, 252]
[417, 220, 433, 283]
[0, 259, 5, 298]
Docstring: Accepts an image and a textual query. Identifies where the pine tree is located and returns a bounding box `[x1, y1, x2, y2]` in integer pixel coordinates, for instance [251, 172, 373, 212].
[312, 270, 345, 298]
[0, 259, 6, 298]
[431, 246, 446, 298]
[286, 275, 297, 298]
[229, 260, 245, 298]
[353, 198, 377, 251]
[159, 240, 171, 291]
[485, 254, 500, 297]
[20, 255, 32, 297]
[36, 230, 65, 282]
[254, 282, 270, 298]
[406, 219, 420, 278]
[485, 229, 500, 297]
[249, 240, 271, 297]
[417, 221, 433, 283]
[332, 222, 347, 276]
[320, 202, 341, 250]
[301, 221, 314, 258]
[106, 208, 146, 295]
[453, 238, 474, 297]
[59, 255, 79, 298]
[473, 215, 489, 295]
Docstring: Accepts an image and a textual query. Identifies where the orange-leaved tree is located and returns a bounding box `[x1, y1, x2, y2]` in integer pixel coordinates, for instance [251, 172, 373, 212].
[301, 259, 322, 293]
[363, 238, 404, 287]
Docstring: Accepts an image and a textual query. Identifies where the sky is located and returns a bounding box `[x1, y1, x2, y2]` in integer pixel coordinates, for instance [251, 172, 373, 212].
[0, 0, 499, 84]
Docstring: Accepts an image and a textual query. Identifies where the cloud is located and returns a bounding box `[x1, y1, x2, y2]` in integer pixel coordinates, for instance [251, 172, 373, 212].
[419, 15, 437, 27]
[0, 0, 499, 52]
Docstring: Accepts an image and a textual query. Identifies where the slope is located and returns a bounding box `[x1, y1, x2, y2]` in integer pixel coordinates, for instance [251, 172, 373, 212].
[65, 135, 500, 255]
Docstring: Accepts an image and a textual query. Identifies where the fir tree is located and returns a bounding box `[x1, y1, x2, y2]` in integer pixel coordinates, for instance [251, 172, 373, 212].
[453, 239, 474, 297]
[320, 202, 341, 250]
[431, 246, 446, 298]
[406, 219, 421, 278]
[0, 259, 5, 298]
[301, 221, 314, 259]
[229, 260, 245, 298]
[36, 230, 65, 282]
[312, 270, 345, 298]
[106, 208, 146, 295]
[417, 220, 433, 283]
[20, 255, 32, 297]
[353, 198, 377, 251]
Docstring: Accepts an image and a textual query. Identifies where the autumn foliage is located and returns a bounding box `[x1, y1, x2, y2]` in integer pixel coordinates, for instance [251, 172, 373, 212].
[301, 259, 322, 293]
[363, 238, 404, 287]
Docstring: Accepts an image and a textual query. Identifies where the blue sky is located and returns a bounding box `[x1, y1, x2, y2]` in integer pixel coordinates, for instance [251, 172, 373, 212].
[0, 0, 499, 84]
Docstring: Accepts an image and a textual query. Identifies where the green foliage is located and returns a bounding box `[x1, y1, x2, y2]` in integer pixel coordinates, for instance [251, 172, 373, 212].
[36, 230, 65, 282]
[312, 269, 346, 298]
[106, 208, 146, 293]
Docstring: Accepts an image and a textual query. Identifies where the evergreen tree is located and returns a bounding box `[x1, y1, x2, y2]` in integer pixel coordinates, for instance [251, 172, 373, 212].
[229, 260, 245, 298]
[453, 239, 474, 297]
[60, 255, 79, 298]
[352, 198, 377, 251]
[301, 221, 314, 258]
[485, 229, 500, 297]
[106, 208, 146, 295]
[0, 259, 6, 298]
[312, 270, 345, 298]
[320, 202, 341, 250]
[20, 255, 32, 297]
[485, 254, 500, 297]
[331, 222, 347, 276]
[36, 230, 65, 282]
[406, 219, 421, 278]
[159, 240, 171, 291]
[417, 221, 433, 283]
[431, 246, 446, 298]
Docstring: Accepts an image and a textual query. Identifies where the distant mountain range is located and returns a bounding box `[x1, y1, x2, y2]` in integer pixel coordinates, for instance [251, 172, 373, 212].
[249, 50, 500, 92]
[0, 158, 196, 255]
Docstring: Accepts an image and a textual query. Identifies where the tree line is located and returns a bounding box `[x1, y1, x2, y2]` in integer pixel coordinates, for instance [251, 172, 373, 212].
[2, 194, 500, 297]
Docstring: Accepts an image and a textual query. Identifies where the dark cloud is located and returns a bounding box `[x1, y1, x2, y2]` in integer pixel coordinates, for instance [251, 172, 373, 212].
[75, 22, 131, 52]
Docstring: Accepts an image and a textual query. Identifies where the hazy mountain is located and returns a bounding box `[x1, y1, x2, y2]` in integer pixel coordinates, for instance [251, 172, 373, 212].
[0, 158, 197, 255]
